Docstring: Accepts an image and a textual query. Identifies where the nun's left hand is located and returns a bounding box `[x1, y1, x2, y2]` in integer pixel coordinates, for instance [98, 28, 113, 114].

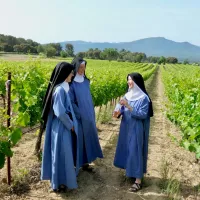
[120, 99, 128, 106]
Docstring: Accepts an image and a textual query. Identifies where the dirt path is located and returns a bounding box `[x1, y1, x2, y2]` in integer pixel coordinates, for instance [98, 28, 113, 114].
[0, 67, 199, 200]
[144, 67, 200, 200]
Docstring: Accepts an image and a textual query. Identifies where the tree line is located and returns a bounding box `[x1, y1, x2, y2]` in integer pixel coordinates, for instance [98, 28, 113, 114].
[0, 34, 73, 58]
[0, 34, 39, 53]
[55, 44, 179, 64]
[76, 48, 179, 64]
[0, 33, 189, 64]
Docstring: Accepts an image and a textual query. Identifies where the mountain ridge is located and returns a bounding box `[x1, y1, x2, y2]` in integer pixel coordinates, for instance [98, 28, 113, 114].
[60, 37, 200, 62]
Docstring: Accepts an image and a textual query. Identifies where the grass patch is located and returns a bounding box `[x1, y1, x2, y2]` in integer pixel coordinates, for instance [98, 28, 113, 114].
[0, 163, 41, 196]
[96, 98, 120, 124]
[160, 158, 181, 199]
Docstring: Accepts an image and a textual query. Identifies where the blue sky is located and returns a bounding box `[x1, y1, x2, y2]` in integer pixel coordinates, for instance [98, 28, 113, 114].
[1, 0, 200, 45]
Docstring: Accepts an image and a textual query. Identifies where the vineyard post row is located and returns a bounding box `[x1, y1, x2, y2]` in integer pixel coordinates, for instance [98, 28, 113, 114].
[0, 60, 157, 176]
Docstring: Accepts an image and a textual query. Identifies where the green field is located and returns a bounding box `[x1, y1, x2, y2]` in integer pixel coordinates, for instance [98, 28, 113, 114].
[161, 64, 200, 158]
[0, 57, 156, 169]
[0, 56, 199, 199]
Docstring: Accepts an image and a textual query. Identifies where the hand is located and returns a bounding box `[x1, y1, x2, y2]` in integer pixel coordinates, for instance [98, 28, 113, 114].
[120, 99, 128, 106]
[113, 110, 121, 118]
[120, 99, 133, 111]
[71, 127, 74, 132]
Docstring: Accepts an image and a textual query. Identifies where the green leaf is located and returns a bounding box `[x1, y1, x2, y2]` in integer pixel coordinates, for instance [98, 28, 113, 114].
[181, 140, 190, 150]
[17, 112, 30, 127]
[9, 128, 22, 146]
[0, 152, 6, 169]
[0, 141, 13, 157]
[195, 146, 200, 159]
[188, 144, 196, 152]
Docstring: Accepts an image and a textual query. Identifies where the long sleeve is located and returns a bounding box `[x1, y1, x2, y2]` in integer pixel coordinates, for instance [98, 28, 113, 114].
[53, 88, 73, 131]
[130, 97, 149, 120]
[69, 84, 81, 119]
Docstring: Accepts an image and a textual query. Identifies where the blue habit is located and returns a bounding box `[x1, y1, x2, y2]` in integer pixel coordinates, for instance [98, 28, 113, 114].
[69, 78, 103, 167]
[41, 85, 80, 190]
[114, 96, 150, 179]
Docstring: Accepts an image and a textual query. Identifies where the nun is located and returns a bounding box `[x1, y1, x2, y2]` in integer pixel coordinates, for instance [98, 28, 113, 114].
[113, 72, 153, 192]
[41, 62, 80, 191]
[69, 57, 103, 171]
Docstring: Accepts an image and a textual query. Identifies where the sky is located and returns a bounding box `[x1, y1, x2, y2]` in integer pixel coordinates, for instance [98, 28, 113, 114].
[1, 0, 200, 45]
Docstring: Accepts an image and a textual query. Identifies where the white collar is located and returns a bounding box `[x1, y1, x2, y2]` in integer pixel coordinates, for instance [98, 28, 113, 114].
[60, 81, 69, 93]
[74, 73, 84, 83]
[125, 81, 149, 101]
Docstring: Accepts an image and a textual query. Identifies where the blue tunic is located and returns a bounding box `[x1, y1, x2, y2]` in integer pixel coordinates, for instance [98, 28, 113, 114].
[41, 85, 80, 190]
[114, 96, 150, 179]
[69, 78, 103, 166]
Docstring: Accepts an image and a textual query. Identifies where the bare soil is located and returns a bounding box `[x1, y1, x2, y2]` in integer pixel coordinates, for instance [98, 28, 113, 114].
[0, 67, 199, 200]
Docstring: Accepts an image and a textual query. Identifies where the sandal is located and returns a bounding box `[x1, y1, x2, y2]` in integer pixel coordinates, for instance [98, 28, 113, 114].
[130, 177, 136, 183]
[49, 188, 59, 193]
[82, 164, 94, 172]
[49, 185, 67, 193]
[129, 182, 142, 192]
[58, 184, 67, 192]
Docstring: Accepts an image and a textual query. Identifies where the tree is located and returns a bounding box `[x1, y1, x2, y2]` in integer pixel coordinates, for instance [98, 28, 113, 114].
[0, 34, 40, 54]
[100, 51, 106, 60]
[0, 45, 3, 51]
[17, 37, 26, 45]
[26, 39, 34, 46]
[60, 50, 67, 58]
[29, 46, 37, 54]
[13, 45, 22, 53]
[45, 45, 56, 57]
[158, 56, 166, 64]
[86, 48, 94, 59]
[123, 52, 134, 62]
[6, 35, 17, 46]
[2, 44, 13, 52]
[50, 43, 62, 56]
[0, 34, 39, 53]
[37, 45, 45, 54]
[76, 52, 85, 58]
[147, 56, 159, 63]
[119, 49, 127, 59]
[166, 57, 178, 64]
[140, 53, 147, 62]
[65, 43, 74, 57]
[20, 44, 31, 53]
[93, 48, 101, 59]
[183, 59, 189, 65]
[135, 54, 143, 63]
[103, 48, 119, 61]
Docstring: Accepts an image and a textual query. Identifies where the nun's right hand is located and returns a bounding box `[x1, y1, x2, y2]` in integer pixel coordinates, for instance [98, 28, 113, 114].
[120, 99, 128, 106]
[113, 110, 121, 118]
[71, 127, 75, 132]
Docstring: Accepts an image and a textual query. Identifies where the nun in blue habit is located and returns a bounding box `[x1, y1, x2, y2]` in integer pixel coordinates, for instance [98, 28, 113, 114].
[41, 62, 80, 191]
[113, 73, 153, 192]
[69, 57, 103, 171]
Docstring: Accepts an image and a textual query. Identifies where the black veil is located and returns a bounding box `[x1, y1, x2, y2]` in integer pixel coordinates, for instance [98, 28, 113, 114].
[127, 72, 153, 117]
[71, 57, 89, 80]
[41, 62, 75, 127]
